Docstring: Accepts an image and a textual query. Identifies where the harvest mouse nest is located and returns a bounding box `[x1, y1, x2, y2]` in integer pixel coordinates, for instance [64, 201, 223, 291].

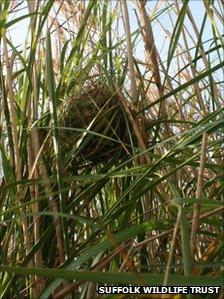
[57, 81, 135, 163]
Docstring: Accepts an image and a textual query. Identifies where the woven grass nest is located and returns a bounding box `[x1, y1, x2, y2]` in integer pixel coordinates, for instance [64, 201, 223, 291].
[57, 82, 134, 163]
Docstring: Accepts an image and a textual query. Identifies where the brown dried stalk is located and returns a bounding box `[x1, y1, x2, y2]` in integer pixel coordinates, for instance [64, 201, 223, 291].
[136, 1, 169, 122]
[120, 1, 152, 223]
[163, 206, 182, 286]
[190, 132, 208, 264]
[121, 0, 138, 102]
[2, 34, 37, 297]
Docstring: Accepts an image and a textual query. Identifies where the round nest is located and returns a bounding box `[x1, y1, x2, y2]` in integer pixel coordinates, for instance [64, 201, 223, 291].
[57, 82, 134, 163]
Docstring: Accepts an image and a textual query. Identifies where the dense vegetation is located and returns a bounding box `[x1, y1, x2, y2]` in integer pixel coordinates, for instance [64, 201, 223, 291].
[0, 1, 223, 298]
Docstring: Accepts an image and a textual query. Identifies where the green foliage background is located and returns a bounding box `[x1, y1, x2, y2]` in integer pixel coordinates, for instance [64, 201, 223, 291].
[0, 1, 223, 298]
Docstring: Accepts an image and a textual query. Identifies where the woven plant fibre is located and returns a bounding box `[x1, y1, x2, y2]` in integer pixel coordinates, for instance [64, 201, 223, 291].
[57, 81, 134, 163]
